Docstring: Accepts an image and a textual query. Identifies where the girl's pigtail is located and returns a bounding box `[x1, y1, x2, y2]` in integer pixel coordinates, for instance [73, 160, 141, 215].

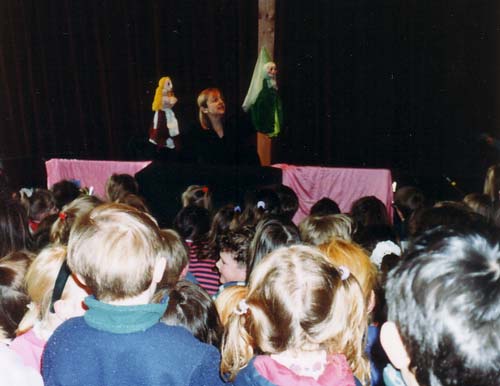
[220, 301, 254, 381]
[17, 302, 40, 334]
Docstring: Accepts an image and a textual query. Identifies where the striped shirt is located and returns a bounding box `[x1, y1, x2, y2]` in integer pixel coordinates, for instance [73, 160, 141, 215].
[185, 240, 220, 295]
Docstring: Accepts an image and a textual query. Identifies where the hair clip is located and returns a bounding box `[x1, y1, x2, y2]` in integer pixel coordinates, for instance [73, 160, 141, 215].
[338, 266, 350, 281]
[257, 201, 266, 209]
[234, 205, 241, 213]
[234, 299, 250, 316]
[58, 212, 67, 221]
[201, 186, 209, 193]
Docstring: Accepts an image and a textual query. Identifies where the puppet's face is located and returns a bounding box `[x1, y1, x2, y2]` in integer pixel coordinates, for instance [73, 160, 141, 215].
[162, 78, 173, 94]
[205, 92, 225, 116]
[264, 62, 277, 79]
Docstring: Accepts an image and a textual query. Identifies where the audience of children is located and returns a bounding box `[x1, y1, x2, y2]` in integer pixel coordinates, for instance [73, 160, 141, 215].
[2, 167, 500, 386]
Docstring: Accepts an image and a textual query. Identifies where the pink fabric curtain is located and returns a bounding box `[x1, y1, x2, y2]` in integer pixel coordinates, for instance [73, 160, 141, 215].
[273, 164, 393, 224]
[46, 159, 151, 199]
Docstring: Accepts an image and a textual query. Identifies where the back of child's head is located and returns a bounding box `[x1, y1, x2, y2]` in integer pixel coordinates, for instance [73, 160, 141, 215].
[51, 180, 81, 210]
[105, 173, 139, 202]
[153, 280, 222, 347]
[221, 245, 368, 382]
[157, 229, 189, 289]
[320, 239, 378, 308]
[181, 185, 212, 211]
[385, 227, 500, 386]
[173, 205, 210, 242]
[239, 188, 280, 227]
[310, 197, 341, 216]
[214, 284, 248, 327]
[67, 203, 165, 302]
[207, 204, 241, 250]
[21, 189, 57, 223]
[17, 245, 87, 334]
[50, 195, 103, 245]
[463, 192, 494, 221]
[271, 184, 299, 221]
[408, 203, 489, 239]
[246, 216, 300, 281]
[32, 213, 59, 252]
[299, 214, 353, 246]
[393, 186, 425, 220]
[0, 251, 32, 340]
[0, 198, 32, 257]
[352, 223, 398, 254]
[115, 193, 150, 214]
[350, 196, 390, 230]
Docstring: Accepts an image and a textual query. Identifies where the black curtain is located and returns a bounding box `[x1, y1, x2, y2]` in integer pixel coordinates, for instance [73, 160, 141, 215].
[0, 0, 257, 166]
[274, 0, 500, 195]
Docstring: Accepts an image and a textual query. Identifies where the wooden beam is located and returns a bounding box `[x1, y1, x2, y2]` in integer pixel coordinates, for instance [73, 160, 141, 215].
[257, 0, 275, 166]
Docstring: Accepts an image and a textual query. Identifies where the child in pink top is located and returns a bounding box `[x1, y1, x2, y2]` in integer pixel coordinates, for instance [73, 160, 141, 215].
[10, 245, 87, 371]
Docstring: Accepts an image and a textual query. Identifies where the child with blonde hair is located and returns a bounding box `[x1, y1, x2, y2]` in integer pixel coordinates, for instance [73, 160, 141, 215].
[320, 239, 386, 386]
[221, 245, 368, 385]
[10, 245, 88, 371]
[299, 214, 354, 246]
[42, 203, 225, 386]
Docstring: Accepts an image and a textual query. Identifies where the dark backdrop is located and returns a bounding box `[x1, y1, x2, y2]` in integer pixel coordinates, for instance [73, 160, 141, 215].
[274, 0, 500, 198]
[0, 0, 257, 187]
[2, 0, 500, 199]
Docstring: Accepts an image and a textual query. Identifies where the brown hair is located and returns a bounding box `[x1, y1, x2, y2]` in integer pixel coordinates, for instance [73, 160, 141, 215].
[0, 251, 32, 340]
[157, 229, 189, 289]
[105, 173, 139, 202]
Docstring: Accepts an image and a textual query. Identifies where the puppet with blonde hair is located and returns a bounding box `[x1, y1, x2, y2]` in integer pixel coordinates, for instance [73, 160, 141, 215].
[149, 76, 180, 149]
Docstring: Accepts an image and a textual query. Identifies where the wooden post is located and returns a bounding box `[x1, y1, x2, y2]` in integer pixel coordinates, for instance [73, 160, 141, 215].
[257, 0, 275, 166]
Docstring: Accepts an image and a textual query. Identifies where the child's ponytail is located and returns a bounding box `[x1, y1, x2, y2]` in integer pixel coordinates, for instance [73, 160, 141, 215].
[220, 300, 254, 381]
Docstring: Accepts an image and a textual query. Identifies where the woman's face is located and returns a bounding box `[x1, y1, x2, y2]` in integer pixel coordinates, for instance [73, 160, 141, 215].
[205, 92, 225, 116]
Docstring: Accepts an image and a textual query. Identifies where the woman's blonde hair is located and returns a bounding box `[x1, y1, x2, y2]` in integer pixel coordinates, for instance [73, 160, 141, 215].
[220, 245, 368, 382]
[215, 285, 248, 327]
[299, 214, 353, 246]
[181, 185, 212, 211]
[197, 88, 222, 130]
[152, 77, 171, 112]
[17, 245, 67, 333]
[50, 195, 102, 245]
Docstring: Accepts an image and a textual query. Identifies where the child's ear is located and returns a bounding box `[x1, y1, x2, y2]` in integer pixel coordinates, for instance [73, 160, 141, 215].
[53, 299, 86, 321]
[153, 258, 167, 284]
[380, 321, 410, 370]
[367, 290, 376, 314]
[180, 264, 189, 279]
[381, 322, 420, 386]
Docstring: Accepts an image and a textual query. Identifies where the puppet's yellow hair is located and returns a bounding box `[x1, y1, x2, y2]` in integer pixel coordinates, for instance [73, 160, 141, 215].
[152, 77, 171, 111]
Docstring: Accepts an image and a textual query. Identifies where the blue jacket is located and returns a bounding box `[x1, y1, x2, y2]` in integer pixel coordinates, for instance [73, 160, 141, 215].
[42, 297, 226, 386]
